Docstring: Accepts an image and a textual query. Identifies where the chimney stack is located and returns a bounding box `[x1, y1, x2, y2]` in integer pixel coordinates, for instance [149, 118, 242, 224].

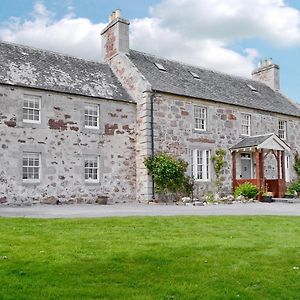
[101, 9, 130, 61]
[251, 58, 280, 91]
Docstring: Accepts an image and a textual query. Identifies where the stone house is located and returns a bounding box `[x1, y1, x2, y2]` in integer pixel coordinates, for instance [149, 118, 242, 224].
[1, 10, 300, 204]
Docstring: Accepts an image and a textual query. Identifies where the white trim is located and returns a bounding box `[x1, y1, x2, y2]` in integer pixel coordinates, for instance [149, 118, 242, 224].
[22, 95, 41, 124]
[194, 106, 207, 131]
[278, 120, 287, 140]
[191, 149, 210, 182]
[241, 113, 251, 136]
[84, 104, 100, 129]
[22, 152, 41, 183]
[84, 156, 100, 183]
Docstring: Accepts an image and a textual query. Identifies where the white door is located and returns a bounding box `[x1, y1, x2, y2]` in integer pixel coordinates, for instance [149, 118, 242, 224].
[241, 153, 252, 179]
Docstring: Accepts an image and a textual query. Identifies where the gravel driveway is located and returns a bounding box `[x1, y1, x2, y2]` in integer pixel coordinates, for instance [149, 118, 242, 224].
[1, 202, 300, 218]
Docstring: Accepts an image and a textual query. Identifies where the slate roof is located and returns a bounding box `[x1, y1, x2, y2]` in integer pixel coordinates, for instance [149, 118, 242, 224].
[230, 134, 274, 150]
[128, 50, 300, 117]
[0, 41, 132, 101]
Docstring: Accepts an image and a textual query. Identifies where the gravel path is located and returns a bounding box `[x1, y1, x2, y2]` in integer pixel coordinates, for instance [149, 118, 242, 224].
[1, 202, 300, 218]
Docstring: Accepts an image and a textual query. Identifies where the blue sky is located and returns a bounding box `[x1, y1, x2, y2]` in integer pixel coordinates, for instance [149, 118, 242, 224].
[1, 0, 300, 103]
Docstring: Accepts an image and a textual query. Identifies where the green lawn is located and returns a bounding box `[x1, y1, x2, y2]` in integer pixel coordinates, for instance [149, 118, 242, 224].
[1, 216, 300, 300]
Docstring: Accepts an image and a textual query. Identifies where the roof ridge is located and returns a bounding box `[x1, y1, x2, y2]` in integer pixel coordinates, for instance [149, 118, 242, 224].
[0, 40, 105, 65]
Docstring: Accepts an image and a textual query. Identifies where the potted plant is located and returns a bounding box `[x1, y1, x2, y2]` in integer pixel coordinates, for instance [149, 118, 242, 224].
[261, 184, 274, 203]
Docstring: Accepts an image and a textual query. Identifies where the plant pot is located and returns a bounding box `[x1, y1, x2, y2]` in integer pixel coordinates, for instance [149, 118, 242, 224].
[261, 195, 273, 203]
[284, 194, 295, 199]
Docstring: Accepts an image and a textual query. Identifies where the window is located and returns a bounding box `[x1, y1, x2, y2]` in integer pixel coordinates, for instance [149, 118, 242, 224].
[22, 152, 41, 182]
[84, 156, 100, 182]
[278, 120, 287, 140]
[241, 113, 251, 136]
[194, 106, 207, 131]
[191, 149, 210, 181]
[23, 95, 41, 123]
[84, 104, 99, 128]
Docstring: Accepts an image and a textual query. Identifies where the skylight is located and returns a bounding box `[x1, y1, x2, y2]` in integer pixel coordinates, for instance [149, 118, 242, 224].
[154, 62, 166, 71]
[190, 71, 201, 80]
[246, 83, 258, 92]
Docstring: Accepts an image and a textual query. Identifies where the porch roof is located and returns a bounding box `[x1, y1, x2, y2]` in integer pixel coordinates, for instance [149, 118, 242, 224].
[230, 133, 290, 151]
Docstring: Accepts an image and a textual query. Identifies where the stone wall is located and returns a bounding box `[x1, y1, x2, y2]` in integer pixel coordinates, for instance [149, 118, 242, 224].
[152, 92, 300, 197]
[0, 85, 136, 205]
[108, 53, 154, 202]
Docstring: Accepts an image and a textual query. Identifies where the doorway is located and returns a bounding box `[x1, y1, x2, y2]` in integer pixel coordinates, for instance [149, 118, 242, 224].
[241, 153, 252, 179]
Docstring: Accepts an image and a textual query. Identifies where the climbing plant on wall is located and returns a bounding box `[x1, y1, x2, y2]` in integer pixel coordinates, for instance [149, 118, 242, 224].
[211, 147, 227, 191]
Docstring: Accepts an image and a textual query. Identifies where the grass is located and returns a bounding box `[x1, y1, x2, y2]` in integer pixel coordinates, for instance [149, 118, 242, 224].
[0, 216, 300, 299]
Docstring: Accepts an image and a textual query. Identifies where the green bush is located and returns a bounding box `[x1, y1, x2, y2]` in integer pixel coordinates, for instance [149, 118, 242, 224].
[234, 182, 259, 199]
[287, 181, 300, 196]
[144, 152, 191, 196]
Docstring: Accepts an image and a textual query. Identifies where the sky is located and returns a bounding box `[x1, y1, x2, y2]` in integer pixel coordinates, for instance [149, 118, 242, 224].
[0, 0, 300, 103]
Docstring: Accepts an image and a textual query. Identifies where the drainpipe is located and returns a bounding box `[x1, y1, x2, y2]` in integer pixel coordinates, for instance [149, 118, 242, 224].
[150, 91, 156, 200]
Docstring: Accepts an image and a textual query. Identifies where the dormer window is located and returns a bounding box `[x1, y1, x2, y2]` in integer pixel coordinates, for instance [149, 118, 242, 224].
[154, 62, 166, 72]
[190, 71, 201, 80]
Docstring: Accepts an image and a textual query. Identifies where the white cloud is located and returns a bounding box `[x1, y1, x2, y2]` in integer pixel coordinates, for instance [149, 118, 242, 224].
[0, 2, 105, 61]
[150, 0, 300, 46]
[0, 0, 300, 77]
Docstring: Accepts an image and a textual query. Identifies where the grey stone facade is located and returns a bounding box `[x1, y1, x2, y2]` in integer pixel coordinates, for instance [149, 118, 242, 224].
[151, 93, 300, 197]
[0, 85, 136, 205]
[1, 10, 300, 205]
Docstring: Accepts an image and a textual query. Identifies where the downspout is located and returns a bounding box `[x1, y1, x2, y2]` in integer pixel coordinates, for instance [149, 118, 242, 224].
[150, 91, 156, 200]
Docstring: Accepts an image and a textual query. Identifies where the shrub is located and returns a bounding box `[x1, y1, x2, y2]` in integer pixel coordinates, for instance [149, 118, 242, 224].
[287, 181, 300, 196]
[144, 152, 192, 198]
[234, 182, 259, 199]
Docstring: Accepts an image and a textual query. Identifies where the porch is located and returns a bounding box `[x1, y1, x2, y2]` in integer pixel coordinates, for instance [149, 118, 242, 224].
[231, 133, 290, 199]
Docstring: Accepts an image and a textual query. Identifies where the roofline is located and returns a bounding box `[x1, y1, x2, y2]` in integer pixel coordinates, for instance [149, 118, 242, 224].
[230, 133, 290, 151]
[0, 40, 104, 65]
[154, 89, 300, 119]
[0, 82, 136, 105]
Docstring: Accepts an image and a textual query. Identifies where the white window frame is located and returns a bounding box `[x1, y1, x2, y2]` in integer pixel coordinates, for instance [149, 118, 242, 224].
[241, 113, 251, 136]
[84, 156, 100, 183]
[191, 149, 211, 182]
[84, 104, 100, 129]
[278, 120, 287, 140]
[23, 95, 41, 124]
[194, 106, 207, 131]
[22, 152, 41, 183]
[285, 155, 291, 182]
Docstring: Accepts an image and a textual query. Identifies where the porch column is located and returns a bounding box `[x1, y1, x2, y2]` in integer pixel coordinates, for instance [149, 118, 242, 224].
[255, 150, 261, 188]
[232, 151, 236, 193]
[281, 151, 286, 181]
[280, 150, 286, 198]
[260, 149, 265, 189]
[277, 150, 281, 179]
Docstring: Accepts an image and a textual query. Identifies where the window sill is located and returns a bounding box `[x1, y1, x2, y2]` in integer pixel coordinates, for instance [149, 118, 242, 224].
[84, 180, 100, 185]
[22, 180, 41, 185]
